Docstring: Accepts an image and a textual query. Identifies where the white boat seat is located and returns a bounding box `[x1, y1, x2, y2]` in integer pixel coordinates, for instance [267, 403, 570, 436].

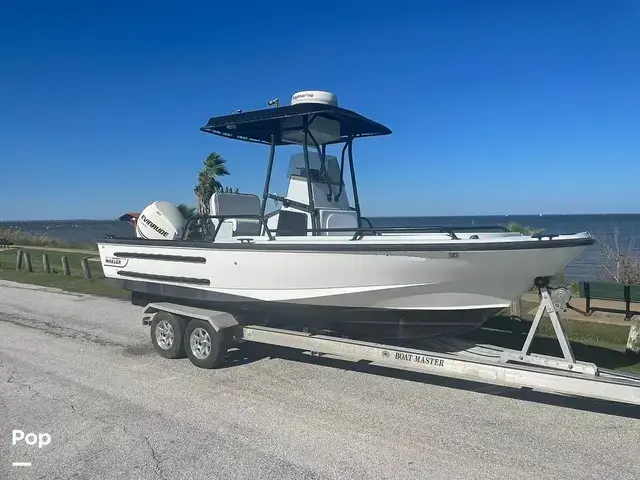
[210, 192, 261, 216]
[321, 210, 358, 231]
[209, 192, 262, 237]
[231, 218, 262, 236]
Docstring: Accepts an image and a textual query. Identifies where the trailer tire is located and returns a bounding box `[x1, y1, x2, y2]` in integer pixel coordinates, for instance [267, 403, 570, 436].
[150, 312, 187, 359]
[184, 320, 229, 369]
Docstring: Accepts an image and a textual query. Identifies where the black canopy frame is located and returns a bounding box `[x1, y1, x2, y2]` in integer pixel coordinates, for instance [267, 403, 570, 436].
[198, 102, 511, 239]
[200, 102, 392, 235]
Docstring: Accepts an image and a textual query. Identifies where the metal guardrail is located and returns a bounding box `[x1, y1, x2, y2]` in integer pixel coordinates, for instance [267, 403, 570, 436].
[580, 281, 640, 321]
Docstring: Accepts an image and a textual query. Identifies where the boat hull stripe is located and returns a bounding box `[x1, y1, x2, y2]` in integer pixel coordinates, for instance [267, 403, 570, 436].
[116, 270, 210, 285]
[114, 252, 206, 263]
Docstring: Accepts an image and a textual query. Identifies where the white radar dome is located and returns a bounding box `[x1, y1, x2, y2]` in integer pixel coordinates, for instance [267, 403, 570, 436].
[291, 91, 338, 107]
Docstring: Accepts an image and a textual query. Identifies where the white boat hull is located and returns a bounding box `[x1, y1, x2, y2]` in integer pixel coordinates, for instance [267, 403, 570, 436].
[97, 232, 592, 339]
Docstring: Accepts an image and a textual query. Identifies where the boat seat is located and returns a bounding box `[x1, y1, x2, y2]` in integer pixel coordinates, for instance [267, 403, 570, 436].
[277, 210, 308, 236]
[320, 209, 358, 234]
[209, 192, 262, 237]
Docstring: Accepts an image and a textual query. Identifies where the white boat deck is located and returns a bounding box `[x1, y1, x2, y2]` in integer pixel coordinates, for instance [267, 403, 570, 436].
[211, 231, 591, 245]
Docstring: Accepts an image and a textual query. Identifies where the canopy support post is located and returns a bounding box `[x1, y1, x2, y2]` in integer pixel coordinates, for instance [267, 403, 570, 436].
[302, 115, 318, 234]
[347, 138, 361, 228]
[260, 134, 276, 218]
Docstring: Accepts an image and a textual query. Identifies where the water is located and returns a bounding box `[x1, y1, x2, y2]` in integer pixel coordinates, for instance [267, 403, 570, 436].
[2, 214, 639, 282]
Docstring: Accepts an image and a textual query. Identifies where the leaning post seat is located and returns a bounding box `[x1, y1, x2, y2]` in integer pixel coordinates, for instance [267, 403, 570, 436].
[209, 192, 263, 237]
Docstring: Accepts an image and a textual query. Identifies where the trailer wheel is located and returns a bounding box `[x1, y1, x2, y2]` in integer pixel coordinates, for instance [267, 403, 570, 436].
[184, 320, 229, 369]
[150, 312, 187, 359]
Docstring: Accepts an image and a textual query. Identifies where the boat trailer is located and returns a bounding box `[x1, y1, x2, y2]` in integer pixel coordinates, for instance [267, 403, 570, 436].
[140, 282, 640, 406]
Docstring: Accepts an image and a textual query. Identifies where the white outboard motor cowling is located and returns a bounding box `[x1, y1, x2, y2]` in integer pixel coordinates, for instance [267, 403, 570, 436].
[136, 201, 185, 240]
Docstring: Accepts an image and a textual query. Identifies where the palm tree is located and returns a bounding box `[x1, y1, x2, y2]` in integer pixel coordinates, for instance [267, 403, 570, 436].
[218, 186, 240, 194]
[176, 204, 197, 219]
[194, 152, 230, 215]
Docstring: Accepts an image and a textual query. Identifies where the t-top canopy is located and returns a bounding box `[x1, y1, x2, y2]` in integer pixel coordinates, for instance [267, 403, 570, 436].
[200, 102, 392, 146]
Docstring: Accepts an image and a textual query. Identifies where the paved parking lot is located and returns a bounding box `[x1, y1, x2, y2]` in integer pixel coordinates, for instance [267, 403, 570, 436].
[1, 280, 638, 480]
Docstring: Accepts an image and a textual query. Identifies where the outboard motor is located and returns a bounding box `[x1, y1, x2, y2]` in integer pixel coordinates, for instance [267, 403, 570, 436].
[136, 201, 185, 240]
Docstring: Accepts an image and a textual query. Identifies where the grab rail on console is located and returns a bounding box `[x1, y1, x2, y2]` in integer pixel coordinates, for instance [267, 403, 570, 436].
[301, 226, 461, 241]
[309, 224, 511, 241]
[182, 213, 512, 243]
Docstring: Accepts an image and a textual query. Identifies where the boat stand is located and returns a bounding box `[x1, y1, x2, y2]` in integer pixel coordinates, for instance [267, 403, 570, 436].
[142, 287, 640, 406]
[498, 287, 597, 375]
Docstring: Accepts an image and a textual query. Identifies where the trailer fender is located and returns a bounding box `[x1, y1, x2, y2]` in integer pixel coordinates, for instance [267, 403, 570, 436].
[142, 302, 240, 332]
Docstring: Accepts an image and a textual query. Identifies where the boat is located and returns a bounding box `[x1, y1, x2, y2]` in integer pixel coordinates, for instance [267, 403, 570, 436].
[97, 90, 594, 340]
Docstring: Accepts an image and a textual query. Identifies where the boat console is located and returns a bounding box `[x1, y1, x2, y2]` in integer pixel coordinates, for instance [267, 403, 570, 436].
[132, 90, 511, 243]
[199, 90, 389, 237]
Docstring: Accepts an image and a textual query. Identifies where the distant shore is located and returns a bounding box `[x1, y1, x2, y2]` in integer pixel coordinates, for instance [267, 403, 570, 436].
[0, 227, 98, 251]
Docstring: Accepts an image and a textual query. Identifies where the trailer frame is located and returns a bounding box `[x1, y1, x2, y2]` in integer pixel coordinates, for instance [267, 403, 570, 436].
[140, 286, 640, 406]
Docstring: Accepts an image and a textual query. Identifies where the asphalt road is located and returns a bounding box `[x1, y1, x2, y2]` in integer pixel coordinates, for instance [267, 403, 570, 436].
[1, 280, 639, 480]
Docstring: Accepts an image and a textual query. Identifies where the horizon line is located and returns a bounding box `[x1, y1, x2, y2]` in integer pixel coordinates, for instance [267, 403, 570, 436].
[2, 212, 640, 223]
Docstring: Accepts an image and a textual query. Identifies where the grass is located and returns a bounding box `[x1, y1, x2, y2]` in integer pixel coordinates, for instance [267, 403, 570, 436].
[0, 227, 98, 251]
[0, 247, 129, 299]
[465, 304, 639, 374]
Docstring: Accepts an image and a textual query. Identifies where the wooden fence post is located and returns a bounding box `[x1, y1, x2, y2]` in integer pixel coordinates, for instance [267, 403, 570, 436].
[16, 249, 23, 270]
[43, 253, 51, 274]
[509, 298, 522, 318]
[61, 256, 71, 276]
[23, 251, 33, 272]
[81, 257, 92, 279]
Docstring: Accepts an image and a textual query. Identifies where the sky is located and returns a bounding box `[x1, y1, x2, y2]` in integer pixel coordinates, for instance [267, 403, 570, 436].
[1, 0, 639, 220]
